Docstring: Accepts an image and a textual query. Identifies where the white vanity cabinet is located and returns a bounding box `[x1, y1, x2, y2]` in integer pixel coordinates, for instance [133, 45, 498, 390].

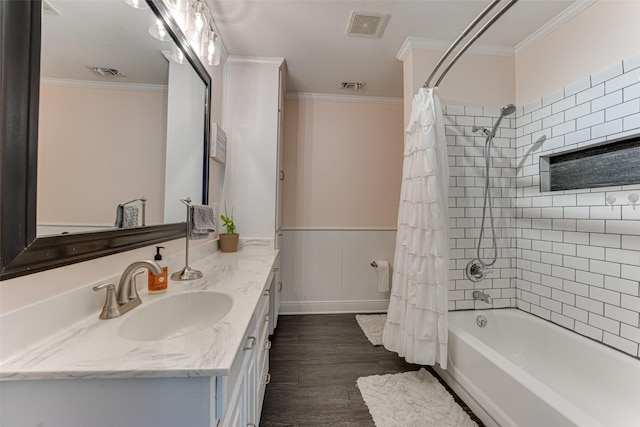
[0, 244, 280, 427]
[217, 275, 272, 427]
[223, 56, 285, 247]
[268, 252, 282, 335]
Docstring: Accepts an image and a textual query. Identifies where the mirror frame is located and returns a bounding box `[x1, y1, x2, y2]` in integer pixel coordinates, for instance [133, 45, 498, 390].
[0, 0, 211, 280]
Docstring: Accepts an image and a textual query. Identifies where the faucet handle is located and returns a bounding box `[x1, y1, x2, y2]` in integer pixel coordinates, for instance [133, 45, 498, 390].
[93, 283, 121, 319]
[128, 270, 146, 301]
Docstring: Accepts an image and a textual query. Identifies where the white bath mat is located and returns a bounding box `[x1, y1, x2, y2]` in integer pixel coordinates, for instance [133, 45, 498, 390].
[357, 369, 477, 427]
[356, 314, 387, 345]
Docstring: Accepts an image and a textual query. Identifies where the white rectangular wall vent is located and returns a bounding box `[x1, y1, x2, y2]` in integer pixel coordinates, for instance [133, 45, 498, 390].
[346, 11, 389, 38]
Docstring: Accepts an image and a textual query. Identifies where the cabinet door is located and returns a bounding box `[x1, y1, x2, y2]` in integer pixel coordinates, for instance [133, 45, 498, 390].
[273, 258, 282, 331]
[244, 344, 258, 426]
[275, 66, 284, 241]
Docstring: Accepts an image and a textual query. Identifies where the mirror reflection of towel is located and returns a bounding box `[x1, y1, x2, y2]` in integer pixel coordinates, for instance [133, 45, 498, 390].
[115, 205, 139, 228]
[190, 204, 215, 239]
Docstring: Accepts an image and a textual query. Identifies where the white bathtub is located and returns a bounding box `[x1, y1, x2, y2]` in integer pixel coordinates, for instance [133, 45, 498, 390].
[433, 309, 640, 427]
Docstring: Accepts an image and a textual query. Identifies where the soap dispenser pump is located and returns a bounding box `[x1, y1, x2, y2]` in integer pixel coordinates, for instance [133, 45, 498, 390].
[148, 246, 168, 294]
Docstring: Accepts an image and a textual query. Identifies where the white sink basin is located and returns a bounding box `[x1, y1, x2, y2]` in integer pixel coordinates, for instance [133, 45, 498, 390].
[118, 291, 233, 341]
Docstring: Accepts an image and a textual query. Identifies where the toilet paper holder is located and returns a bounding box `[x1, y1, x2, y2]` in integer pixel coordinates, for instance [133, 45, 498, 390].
[370, 261, 378, 268]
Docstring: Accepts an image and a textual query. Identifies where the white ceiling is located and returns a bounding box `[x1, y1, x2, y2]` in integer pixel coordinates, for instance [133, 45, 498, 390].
[207, 0, 579, 98]
[42, 0, 583, 98]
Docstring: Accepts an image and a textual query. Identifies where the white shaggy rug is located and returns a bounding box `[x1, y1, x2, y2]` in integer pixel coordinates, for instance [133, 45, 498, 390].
[356, 314, 387, 346]
[357, 369, 478, 427]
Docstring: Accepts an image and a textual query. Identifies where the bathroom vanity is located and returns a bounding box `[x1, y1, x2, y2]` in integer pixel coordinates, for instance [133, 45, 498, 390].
[0, 242, 280, 427]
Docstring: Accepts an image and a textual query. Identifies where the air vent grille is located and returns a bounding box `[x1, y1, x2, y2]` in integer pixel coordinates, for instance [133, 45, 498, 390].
[340, 81, 366, 90]
[87, 67, 125, 77]
[346, 11, 389, 38]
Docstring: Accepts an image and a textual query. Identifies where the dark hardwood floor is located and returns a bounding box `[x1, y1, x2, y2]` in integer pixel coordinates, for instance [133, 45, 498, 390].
[260, 313, 484, 427]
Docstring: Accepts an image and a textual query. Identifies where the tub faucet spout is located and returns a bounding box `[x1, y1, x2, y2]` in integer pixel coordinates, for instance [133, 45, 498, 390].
[473, 290, 492, 304]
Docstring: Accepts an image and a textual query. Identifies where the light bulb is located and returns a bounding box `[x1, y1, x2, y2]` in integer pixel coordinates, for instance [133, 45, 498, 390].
[195, 13, 204, 32]
[157, 19, 167, 38]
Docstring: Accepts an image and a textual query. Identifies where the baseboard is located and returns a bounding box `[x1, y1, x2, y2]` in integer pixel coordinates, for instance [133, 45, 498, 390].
[280, 299, 389, 314]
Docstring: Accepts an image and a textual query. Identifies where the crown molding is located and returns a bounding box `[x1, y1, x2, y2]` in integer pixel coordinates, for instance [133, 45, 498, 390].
[226, 56, 285, 67]
[515, 0, 596, 54]
[286, 92, 403, 105]
[396, 36, 515, 62]
[40, 78, 167, 92]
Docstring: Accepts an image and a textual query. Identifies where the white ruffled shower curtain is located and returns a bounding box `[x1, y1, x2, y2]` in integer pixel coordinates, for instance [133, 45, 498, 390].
[382, 87, 450, 369]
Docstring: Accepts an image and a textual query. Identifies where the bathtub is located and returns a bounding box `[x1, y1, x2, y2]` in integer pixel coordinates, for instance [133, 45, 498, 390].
[433, 309, 640, 427]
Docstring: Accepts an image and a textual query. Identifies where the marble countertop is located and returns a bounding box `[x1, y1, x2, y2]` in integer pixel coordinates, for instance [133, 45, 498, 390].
[0, 241, 278, 381]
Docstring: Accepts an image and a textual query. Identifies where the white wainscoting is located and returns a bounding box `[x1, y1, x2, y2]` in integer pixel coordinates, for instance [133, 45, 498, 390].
[280, 228, 396, 314]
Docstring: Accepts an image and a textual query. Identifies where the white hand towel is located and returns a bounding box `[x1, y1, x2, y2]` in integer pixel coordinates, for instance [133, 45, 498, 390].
[375, 261, 390, 292]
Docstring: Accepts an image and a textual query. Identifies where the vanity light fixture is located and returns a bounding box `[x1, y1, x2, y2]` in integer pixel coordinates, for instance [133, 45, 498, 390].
[149, 11, 172, 41]
[166, 0, 189, 12]
[200, 30, 220, 66]
[185, 0, 209, 42]
[162, 43, 186, 64]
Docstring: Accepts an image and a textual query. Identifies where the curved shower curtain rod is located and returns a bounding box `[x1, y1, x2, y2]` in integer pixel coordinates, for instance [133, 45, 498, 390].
[423, 0, 519, 89]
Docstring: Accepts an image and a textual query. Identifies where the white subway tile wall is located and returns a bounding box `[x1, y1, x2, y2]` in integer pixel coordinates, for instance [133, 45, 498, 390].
[443, 53, 640, 358]
[515, 54, 640, 358]
[443, 105, 518, 311]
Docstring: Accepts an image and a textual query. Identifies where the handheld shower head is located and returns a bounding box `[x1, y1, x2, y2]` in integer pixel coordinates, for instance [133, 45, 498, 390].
[490, 103, 516, 136]
[501, 104, 516, 117]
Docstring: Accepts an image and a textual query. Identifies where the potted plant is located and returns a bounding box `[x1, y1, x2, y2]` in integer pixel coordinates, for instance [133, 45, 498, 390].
[219, 204, 239, 252]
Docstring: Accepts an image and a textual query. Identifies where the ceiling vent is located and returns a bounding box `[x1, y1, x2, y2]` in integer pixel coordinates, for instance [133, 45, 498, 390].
[340, 81, 366, 91]
[87, 66, 125, 77]
[42, 0, 61, 15]
[346, 11, 389, 38]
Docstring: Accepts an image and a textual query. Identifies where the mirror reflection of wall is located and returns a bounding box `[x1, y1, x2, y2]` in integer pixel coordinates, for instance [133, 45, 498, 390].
[36, 0, 207, 236]
[164, 60, 205, 224]
[37, 80, 169, 234]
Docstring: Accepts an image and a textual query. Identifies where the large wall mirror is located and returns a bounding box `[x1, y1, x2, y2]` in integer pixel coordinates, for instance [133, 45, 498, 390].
[0, 0, 211, 280]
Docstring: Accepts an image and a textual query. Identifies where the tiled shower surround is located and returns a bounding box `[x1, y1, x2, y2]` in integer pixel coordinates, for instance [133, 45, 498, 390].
[443, 54, 640, 357]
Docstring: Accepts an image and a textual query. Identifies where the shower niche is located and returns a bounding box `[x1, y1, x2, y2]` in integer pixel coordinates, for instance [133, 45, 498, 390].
[540, 134, 640, 191]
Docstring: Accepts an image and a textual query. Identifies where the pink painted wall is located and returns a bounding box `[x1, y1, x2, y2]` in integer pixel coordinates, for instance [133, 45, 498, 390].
[282, 97, 404, 228]
[38, 84, 167, 227]
[516, 0, 640, 105]
[403, 49, 516, 124]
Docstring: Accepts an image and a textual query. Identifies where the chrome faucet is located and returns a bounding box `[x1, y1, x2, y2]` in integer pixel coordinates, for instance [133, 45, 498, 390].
[473, 290, 492, 304]
[93, 260, 163, 319]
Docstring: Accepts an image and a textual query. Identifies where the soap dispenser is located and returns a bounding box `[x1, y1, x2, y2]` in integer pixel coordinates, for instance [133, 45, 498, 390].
[148, 246, 168, 294]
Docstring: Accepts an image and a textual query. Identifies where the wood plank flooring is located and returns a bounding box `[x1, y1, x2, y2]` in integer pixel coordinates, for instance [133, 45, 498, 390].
[260, 313, 484, 427]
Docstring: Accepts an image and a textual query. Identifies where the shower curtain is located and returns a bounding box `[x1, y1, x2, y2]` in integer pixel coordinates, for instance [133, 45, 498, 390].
[383, 87, 449, 369]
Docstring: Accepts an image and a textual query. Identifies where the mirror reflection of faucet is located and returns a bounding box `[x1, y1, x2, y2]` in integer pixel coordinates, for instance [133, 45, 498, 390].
[93, 260, 163, 319]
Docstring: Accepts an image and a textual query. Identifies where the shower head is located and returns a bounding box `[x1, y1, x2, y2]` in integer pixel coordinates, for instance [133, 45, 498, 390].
[501, 104, 516, 117]
[489, 103, 516, 137]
